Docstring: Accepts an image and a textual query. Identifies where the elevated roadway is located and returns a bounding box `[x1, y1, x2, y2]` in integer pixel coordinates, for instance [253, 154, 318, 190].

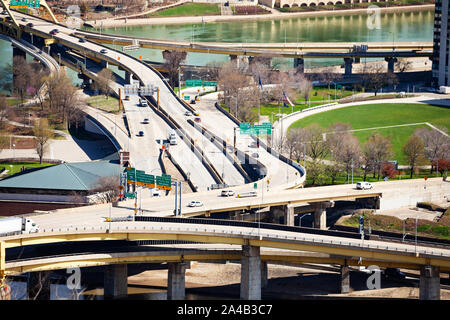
[74, 29, 433, 59]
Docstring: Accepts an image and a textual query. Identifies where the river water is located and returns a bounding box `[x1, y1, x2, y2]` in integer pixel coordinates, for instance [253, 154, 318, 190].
[93, 9, 434, 68]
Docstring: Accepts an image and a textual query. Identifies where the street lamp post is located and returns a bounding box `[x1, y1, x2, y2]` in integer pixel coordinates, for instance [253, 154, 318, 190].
[299, 213, 311, 227]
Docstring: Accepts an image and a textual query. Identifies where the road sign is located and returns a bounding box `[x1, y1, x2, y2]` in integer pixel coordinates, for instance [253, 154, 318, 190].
[10, 0, 40, 8]
[202, 81, 217, 87]
[184, 96, 190, 101]
[253, 182, 257, 190]
[239, 122, 251, 134]
[186, 80, 202, 87]
[123, 44, 140, 51]
[124, 192, 135, 199]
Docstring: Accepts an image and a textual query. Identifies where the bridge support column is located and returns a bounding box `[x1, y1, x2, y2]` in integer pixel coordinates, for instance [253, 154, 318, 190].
[240, 245, 261, 300]
[261, 261, 268, 289]
[294, 58, 305, 73]
[125, 71, 133, 84]
[340, 261, 350, 294]
[385, 57, 398, 73]
[104, 264, 128, 299]
[27, 271, 51, 300]
[344, 58, 354, 76]
[167, 262, 189, 300]
[269, 205, 294, 226]
[419, 266, 440, 300]
[313, 201, 334, 230]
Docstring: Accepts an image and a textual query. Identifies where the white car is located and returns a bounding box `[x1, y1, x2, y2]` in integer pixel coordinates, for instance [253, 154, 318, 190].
[187, 200, 203, 207]
[220, 190, 234, 197]
[356, 182, 373, 190]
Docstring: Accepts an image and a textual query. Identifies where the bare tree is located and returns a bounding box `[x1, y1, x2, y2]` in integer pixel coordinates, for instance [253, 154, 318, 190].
[89, 176, 120, 203]
[363, 132, 394, 180]
[94, 68, 114, 98]
[33, 118, 53, 164]
[12, 56, 33, 104]
[162, 50, 187, 89]
[395, 58, 413, 73]
[0, 96, 9, 129]
[414, 127, 450, 173]
[362, 63, 398, 96]
[403, 135, 426, 178]
[335, 135, 362, 183]
[304, 123, 329, 162]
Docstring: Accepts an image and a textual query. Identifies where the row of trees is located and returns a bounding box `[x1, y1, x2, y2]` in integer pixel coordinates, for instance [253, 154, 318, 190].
[280, 123, 449, 185]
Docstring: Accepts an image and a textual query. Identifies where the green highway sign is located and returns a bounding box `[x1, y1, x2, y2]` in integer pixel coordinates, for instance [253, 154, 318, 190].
[124, 192, 135, 199]
[253, 182, 257, 190]
[184, 96, 190, 101]
[239, 122, 272, 135]
[10, 0, 40, 8]
[186, 80, 202, 87]
[202, 81, 217, 87]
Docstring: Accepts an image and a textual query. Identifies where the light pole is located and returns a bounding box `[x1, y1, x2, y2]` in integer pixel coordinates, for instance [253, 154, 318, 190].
[57, 53, 61, 66]
[299, 213, 311, 227]
[12, 143, 15, 160]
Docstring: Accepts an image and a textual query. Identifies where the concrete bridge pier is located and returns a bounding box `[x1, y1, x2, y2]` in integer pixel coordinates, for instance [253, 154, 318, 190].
[261, 261, 268, 289]
[294, 58, 305, 73]
[240, 245, 261, 300]
[27, 271, 51, 300]
[419, 266, 440, 300]
[125, 71, 133, 84]
[313, 201, 334, 229]
[340, 261, 350, 294]
[78, 73, 91, 88]
[104, 264, 128, 299]
[269, 205, 294, 226]
[385, 57, 398, 73]
[167, 262, 190, 300]
[344, 58, 354, 76]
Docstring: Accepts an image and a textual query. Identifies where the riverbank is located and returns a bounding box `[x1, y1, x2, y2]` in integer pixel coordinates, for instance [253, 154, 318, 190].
[85, 4, 434, 28]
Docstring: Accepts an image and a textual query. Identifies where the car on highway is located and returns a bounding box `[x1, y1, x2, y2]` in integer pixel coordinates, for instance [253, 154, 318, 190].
[79, 38, 86, 43]
[187, 200, 203, 207]
[194, 117, 201, 123]
[139, 99, 148, 107]
[100, 48, 108, 54]
[190, 99, 196, 104]
[137, 131, 144, 137]
[356, 181, 373, 190]
[220, 190, 234, 197]
[184, 111, 193, 116]
[142, 118, 149, 124]
[152, 189, 161, 197]
[252, 152, 259, 158]
[21, 17, 28, 22]
[236, 191, 257, 198]
[26, 22, 34, 27]
[124, 95, 130, 101]
[49, 29, 59, 35]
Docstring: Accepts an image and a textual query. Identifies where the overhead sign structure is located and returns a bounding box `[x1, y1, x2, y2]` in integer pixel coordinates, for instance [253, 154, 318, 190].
[124, 84, 157, 96]
[202, 81, 217, 87]
[122, 44, 140, 51]
[126, 168, 171, 190]
[9, 0, 40, 8]
[240, 122, 272, 135]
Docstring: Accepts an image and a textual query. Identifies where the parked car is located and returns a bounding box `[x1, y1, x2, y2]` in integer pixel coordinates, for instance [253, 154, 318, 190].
[356, 182, 373, 190]
[220, 190, 234, 197]
[142, 118, 149, 124]
[137, 131, 144, 137]
[187, 200, 203, 207]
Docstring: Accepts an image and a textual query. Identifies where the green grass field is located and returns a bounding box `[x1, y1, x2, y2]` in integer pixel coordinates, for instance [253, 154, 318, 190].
[149, 3, 221, 17]
[88, 95, 120, 114]
[0, 161, 55, 177]
[290, 103, 450, 164]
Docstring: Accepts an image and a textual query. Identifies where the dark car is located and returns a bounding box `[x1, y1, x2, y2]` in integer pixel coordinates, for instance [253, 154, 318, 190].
[138, 131, 144, 137]
[79, 38, 86, 43]
[50, 29, 59, 35]
[100, 48, 108, 54]
[190, 99, 196, 104]
[383, 268, 406, 280]
[194, 117, 201, 123]
[26, 22, 34, 27]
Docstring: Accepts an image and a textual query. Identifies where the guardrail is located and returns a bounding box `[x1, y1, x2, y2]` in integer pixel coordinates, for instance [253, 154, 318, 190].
[187, 119, 253, 183]
[84, 114, 122, 151]
[144, 96, 224, 185]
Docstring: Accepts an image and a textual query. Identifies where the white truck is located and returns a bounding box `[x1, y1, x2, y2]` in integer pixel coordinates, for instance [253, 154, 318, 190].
[167, 128, 178, 145]
[0, 217, 40, 236]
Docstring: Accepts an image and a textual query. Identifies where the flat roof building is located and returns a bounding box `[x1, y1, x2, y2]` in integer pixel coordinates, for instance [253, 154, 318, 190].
[432, 0, 450, 87]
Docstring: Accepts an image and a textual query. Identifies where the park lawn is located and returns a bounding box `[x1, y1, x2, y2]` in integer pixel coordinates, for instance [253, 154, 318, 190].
[88, 95, 120, 114]
[149, 3, 221, 17]
[6, 97, 21, 106]
[297, 87, 356, 104]
[290, 103, 450, 164]
[0, 161, 55, 177]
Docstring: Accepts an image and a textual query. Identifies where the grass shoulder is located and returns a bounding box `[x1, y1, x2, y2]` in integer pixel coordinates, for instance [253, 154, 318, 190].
[88, 95, 120, 114]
